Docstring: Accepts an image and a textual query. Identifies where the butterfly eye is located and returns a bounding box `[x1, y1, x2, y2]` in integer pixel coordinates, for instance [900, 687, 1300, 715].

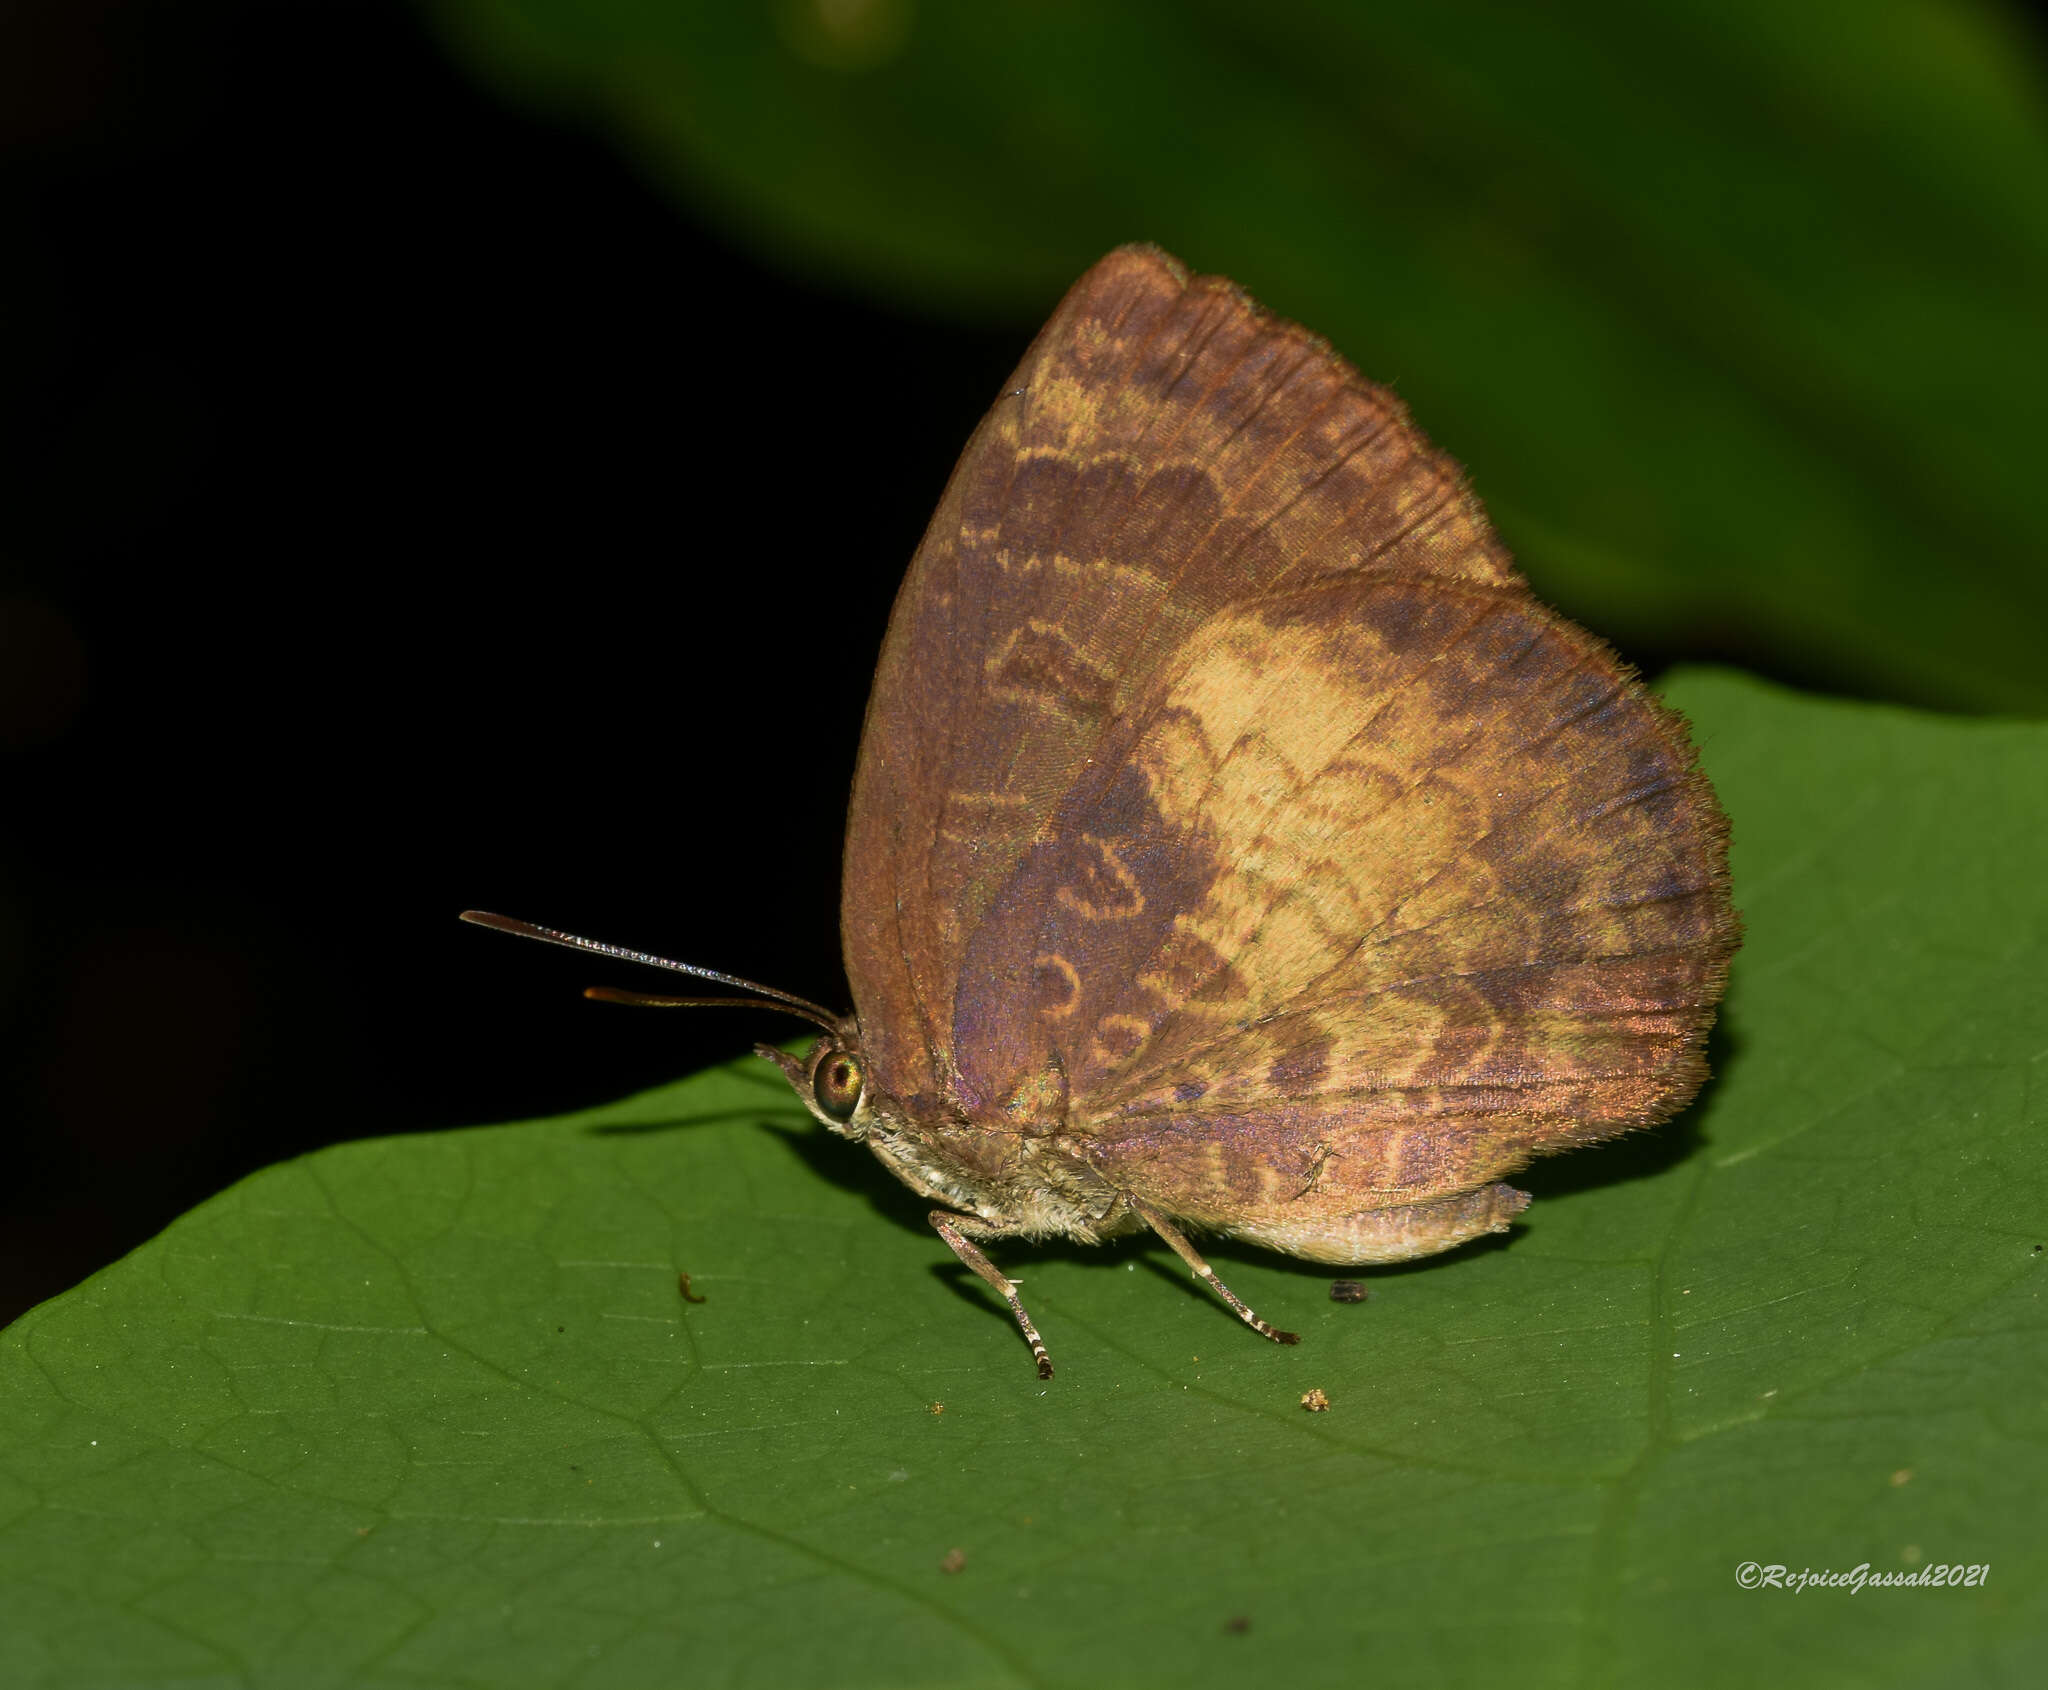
[811, 1049, 865, 1122]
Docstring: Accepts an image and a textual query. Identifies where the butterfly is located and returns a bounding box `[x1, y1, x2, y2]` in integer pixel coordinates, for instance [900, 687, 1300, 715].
[469, 245, 1738, 1378]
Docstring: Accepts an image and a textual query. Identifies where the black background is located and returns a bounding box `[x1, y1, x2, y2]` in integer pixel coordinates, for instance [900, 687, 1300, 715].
[0, 0, 1023, 1322]
[5, 0, 2045, 1326]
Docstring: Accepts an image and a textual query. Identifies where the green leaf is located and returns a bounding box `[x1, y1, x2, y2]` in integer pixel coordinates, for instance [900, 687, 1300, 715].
[2, 669, 2043, 1686]
[422, 0, 2048, 715]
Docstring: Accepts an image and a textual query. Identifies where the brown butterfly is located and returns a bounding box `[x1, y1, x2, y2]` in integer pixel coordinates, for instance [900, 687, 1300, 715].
[469, 245, 1738, 1378]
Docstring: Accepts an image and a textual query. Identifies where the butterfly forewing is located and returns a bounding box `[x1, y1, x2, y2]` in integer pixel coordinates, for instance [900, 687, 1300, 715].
[845, 245, 1527, 1111]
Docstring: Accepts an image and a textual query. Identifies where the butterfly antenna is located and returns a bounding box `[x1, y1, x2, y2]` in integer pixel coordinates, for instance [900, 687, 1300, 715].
[459, 911, 840, 1031]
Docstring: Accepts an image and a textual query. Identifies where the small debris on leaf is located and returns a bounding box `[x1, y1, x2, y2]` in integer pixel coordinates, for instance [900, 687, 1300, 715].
[1328, 1280, 1368, 1303]
[1300, 1388, 1331, 1413]
[940, 1547, 967, 1575]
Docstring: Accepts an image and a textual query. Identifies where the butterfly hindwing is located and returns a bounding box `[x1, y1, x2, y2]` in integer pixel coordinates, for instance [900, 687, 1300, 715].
[948, 573, 1734, 1234]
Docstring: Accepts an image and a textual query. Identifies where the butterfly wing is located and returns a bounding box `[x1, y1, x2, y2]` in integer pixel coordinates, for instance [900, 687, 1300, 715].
[844, 245, 1525, 1118]
[844, 246, 1736, 1245]
[942, 570, 1735, 1245]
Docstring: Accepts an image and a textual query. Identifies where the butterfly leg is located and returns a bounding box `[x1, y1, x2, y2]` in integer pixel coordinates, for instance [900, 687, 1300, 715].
[1133, 1202, 1300, 1346]
[929, 1211, 1055, 1379]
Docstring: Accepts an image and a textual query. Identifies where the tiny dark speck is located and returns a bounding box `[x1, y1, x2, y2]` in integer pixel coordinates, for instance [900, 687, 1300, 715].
[1329, 1280, 1369, 1303]
[1223, 1615, 1250, 1635]
[1174, 1079, 1207, 1104]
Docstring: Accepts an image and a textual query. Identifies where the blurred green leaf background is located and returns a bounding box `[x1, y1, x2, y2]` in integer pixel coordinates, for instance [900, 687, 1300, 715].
[430, 0, 2048, 713]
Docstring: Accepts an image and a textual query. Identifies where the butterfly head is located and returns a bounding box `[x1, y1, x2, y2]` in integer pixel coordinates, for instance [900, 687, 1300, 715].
[757, 1033, 878, 1141]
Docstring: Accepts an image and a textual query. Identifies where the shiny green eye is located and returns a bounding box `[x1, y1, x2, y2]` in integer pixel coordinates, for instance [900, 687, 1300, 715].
[811, 1049, 864, 1122]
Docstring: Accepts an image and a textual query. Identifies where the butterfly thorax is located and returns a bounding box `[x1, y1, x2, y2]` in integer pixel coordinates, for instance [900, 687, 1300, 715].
[865, 1103, 1134, 1245]
[762, 1034, 1133, 1244]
